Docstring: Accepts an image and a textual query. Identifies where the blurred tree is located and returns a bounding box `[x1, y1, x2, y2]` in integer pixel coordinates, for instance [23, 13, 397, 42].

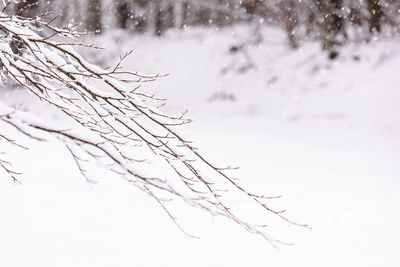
[116, 0, 132, 29]
[173, 0, 184, 29]
[367, 0, 383, 33]
[314, 0, 346, 59]
[86, 0, 102, 33]
[279, 0, 298, 49]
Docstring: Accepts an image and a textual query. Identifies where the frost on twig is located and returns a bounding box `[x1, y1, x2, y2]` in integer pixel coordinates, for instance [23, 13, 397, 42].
[0, 11, 308, 245]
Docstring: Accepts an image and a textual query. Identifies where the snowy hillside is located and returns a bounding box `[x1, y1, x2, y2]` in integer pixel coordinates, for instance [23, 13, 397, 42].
[1, 25, 400, 267]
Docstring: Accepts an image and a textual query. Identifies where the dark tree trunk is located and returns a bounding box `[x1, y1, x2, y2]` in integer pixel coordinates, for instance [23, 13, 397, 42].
[86, 0, 102, 33]
[314, 0, 346, 59]
[154, 1, 163, 36]
[280, 0, 298, 49]
[116, 0, 131, 29]
[367, 0, 383, 33]
[153, 0, 173, 36]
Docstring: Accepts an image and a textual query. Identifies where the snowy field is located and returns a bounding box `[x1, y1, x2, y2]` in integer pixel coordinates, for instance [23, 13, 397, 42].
[1, 26, 400, 266]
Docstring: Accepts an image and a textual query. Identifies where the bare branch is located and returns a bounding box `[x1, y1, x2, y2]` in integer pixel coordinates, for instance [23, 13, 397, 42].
[0, 12, 307, 245]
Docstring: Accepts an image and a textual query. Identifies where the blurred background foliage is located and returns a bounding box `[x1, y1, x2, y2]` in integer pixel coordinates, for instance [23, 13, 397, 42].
[10, 0, 400, 59]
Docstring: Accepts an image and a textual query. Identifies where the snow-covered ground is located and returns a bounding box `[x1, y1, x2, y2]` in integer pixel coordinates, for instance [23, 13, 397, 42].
[1, 25, 400, 266]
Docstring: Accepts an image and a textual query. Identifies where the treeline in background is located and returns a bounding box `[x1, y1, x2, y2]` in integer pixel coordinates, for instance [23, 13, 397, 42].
[11, 0, 400, 58]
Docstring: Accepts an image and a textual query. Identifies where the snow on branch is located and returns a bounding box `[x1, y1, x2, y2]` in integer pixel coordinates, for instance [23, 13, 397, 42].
[0, 11, 308, 245]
